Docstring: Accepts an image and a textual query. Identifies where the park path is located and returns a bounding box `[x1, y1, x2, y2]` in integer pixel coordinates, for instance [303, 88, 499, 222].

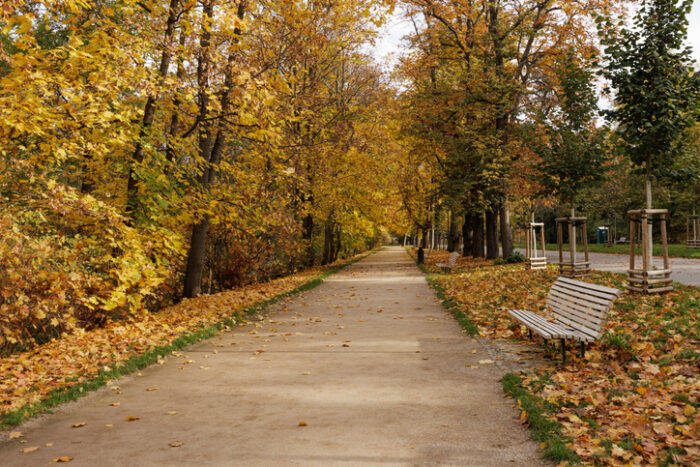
[0, 247, 543, 466]
[514, 248, 700, 287]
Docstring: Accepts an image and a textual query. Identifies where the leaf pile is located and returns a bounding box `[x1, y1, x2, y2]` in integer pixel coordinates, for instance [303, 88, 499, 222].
[431, 260, 699, 465]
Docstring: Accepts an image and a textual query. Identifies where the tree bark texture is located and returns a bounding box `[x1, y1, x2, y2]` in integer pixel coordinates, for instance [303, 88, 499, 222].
[472, 211, 485, 258]
[486, 208, 499, 259]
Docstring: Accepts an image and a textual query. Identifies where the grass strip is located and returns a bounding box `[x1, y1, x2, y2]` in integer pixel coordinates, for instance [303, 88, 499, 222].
[0, 250, 375, 429]
[426, 276, 479, 336]
[502, 373, 579, 464]
[404, 247, 479, 336]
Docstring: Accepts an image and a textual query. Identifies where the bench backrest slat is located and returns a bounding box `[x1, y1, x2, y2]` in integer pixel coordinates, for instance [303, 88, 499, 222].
[448, 252, 459, 267]
[546, 277, 621, 339]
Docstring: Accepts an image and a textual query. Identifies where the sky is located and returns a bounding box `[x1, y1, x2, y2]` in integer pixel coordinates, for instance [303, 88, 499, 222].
[374, 2, 700, 69]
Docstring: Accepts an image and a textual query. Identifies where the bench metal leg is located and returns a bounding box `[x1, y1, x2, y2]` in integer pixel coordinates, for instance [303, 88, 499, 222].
[528, 329, 533, 340]
[580, 341, 585, 358]
[560, 339, 566, 364]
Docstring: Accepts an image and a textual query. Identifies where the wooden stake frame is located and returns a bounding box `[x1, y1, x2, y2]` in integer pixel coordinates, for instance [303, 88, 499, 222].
[556, 217, 590, 278]
[687, 215, 700, 249]
[627, 209, 672, 294]
[525, 222, 547, 270]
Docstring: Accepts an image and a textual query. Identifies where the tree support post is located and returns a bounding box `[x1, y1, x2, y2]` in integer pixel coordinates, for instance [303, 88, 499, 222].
[687, 214, 700, 248]
[556, 217, 590, 278]
[525, 222, 547, 270]
[627, 209, 672, 294]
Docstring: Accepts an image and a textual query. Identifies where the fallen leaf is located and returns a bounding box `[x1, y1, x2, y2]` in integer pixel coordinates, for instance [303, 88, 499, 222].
[169, 441, 183, 447]
[298, 421, 307, 427]
[45, 443, 54, 447]
[109, 402, 120, 406]
[478, 359, 494, 364]
[21, 446, 39, 453]
[165, 411, 178, 415]
[53, 456, 72, 463]
[71, 422, 86, 428]
[146, 387, 159, 391]
[9, 431, 23, 439]
[105, 424, 113, 428]
[125, 415, 140, 421]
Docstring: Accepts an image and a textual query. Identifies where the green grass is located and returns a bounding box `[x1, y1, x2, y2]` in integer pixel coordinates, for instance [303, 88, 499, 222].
[426, 276, 479, 336]
[513, 242, 700, 259]
[502, 373, 580, 464]
[405, 247, 479, 336]
[0, 250, 375, 430]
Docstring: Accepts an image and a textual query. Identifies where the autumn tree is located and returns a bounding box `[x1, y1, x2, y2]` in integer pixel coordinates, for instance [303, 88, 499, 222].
[401, 0, 621, 258]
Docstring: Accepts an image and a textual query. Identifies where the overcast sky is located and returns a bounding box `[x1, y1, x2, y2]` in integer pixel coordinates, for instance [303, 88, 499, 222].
[375, 3, 700, 70]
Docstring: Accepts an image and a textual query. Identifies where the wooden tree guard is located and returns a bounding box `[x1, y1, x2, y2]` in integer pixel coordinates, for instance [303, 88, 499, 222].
[687, 215, 700, 248]
[627, 209, 672, 294]
[525, 223, 547, 270]
[556, 217, 590, 278]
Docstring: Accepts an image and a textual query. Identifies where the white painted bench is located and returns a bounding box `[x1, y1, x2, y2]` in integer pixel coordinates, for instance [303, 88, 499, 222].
[436, 251, 460, 272]
[508, 277, 621, 362]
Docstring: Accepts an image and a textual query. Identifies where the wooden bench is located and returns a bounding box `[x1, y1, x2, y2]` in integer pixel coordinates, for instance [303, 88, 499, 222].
[436, 251, 460, 272]
[508, 277, 621, 362]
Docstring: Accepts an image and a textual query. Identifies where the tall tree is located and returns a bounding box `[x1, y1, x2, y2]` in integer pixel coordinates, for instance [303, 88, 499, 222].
[599, 0, 700, 267]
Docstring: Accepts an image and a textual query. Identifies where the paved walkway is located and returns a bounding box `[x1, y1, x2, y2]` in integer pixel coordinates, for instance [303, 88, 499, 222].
[0, 247, 543, 466]
[515, 249, 700, 287]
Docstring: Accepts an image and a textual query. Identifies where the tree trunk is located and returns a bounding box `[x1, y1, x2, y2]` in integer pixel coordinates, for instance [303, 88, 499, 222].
[448, 210, 460, 252]
[322, 218, 333, 265]
[472, 211, 485, 258]
[462, 213, 474, 257]
[646, 155, 653, 270]
[486, 208, 499, 259]
[333, 226, 341, 261]
[499, 191, 513, 257]
[303, 212, 314, 266]
[182, 0, 215, 298]
[183, 219, 209, 297]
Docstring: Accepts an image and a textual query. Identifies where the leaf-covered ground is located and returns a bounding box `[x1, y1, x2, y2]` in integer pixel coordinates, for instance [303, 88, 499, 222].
[423, 250, 699, 466]
[0, 262, 345, 422]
